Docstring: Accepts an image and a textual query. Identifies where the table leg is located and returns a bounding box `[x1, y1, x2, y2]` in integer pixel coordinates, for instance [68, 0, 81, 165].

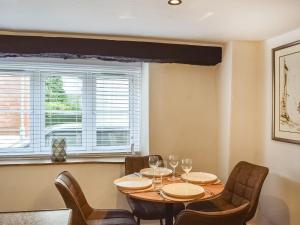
[165, 203, 174, 225]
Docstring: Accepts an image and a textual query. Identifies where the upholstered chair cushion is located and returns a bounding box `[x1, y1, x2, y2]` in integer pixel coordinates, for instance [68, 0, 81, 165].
[175, 202, 249, 225]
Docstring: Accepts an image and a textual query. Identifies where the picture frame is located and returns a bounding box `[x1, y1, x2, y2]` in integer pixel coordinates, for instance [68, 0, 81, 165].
[272, 41, 300, 145]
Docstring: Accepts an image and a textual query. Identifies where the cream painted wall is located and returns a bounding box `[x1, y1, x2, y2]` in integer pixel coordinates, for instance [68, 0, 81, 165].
[216, 42, 232, 181]
[0, 63, 219, 224]
[229, 41, 262, 167]
[149, 63, 218, 173]
[0, 163, 128, 211]
[253, 28, 300, 225]
[216, 41, 262, 179]
[217, 29, 300, 225]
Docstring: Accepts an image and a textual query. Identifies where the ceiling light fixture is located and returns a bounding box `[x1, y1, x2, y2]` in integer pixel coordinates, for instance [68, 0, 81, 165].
[168, 0, 182, 6]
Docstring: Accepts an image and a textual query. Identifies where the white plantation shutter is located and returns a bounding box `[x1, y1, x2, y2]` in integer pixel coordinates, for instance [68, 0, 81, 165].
[93, 72, 141, 152]
[0, 72, 31, 152]
[0, 61, 143, 155]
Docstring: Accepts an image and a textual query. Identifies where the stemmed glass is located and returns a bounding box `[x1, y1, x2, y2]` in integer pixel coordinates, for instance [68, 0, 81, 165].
[157, 160, 164, 188]
[168, 154, 179, 181]
[181, 158, 192, 182]
[149, 155, 159, 182]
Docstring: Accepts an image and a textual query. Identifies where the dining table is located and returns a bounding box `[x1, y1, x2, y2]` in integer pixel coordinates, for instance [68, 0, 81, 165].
[117, 174, 224, 225]
[0, 209, 72, 225]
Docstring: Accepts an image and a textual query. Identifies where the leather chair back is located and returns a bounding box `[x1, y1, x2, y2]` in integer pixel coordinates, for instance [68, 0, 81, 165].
[222, 161, 268, 221]
[125, 155, 163, 175]
[55, 171, 92, 225]
[175, 202, 249, 225]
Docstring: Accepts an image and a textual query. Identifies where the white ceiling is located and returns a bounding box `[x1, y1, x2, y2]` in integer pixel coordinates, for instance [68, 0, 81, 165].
[0, 0, 300, 42]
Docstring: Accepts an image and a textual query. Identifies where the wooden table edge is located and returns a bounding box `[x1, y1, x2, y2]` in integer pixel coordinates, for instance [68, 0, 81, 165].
[118, 184, 224, 203]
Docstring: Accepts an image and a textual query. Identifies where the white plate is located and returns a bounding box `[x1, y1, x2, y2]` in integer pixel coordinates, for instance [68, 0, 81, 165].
[159, 190, 196, 202]
[114, 177, 152, 190]
[181, 172, 218, 184]
[140, 167, 173, 177]
[162, 183, 204, 199]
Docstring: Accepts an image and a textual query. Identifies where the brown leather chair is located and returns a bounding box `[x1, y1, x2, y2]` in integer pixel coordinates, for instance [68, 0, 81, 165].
[55, 171, 137, 225]
[125, 155, 185, 225]
[175, 202, 250, 225]
[187, 161, 269, 224]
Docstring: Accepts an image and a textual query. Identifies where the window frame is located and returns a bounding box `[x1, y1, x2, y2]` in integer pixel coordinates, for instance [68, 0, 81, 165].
[0, 58, 147, 159]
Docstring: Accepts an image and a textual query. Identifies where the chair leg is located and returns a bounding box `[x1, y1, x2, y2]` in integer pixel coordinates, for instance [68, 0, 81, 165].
[136, 217, 140, 225]
[160, 219, 164, 225]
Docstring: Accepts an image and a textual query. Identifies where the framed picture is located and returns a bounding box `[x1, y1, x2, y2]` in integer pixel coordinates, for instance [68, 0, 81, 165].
[272, 41, 300, 144]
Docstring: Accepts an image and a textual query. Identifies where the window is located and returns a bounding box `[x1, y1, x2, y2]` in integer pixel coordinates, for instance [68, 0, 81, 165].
[0, 60, 144, 156]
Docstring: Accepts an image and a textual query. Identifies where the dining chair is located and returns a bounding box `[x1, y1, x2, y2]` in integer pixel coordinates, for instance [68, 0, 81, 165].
[175, 202, 250, 225]
[125, 155, 185, 225]
[187, 161, 269, 225]
[55, 171, 137, 225]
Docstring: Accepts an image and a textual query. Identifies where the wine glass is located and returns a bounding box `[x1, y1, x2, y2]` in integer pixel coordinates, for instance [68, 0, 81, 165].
[168, 154, 179, 181]
[157, 160, 164, 188]
[181, 158, 192, 182]
[149, 155, 159, 181]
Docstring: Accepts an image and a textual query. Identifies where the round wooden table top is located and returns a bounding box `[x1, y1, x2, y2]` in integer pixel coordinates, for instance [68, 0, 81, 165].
[117, 175, 224, 203]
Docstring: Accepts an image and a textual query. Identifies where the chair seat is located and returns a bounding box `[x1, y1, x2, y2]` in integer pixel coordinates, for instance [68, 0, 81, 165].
[127, 198, 184, 220]
[87, 209, 137, 225]
[175, 202, 250, 225]
[87, 217, 136, 225]
[187, 198, 236, 212]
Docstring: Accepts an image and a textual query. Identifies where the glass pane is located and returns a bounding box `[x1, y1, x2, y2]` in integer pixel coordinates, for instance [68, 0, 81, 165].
[96, 76, 130, 147]
[45, 75, 82, 147]
[0, 75, 30, 149]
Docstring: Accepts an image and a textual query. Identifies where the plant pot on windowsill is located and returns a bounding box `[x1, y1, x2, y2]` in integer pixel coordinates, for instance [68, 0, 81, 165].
[51, 138, 67, 162]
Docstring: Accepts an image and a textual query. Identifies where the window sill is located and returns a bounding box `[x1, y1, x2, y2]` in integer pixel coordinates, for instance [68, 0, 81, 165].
[0, 155, 127, 166]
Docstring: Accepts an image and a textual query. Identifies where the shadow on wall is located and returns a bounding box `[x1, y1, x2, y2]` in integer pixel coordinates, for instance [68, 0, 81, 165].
[116, 164, 131, 210]
[252, 174, 292, 225]
[254, 195, 290, 225]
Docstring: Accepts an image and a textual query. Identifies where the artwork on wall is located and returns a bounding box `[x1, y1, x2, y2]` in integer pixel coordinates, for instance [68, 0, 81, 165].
[273, 41, 300, 144]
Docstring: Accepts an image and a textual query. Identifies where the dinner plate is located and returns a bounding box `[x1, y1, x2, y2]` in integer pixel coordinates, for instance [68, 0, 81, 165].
[159, 190, 196, 202]
[181, 172, 218, 184]
[162, 183, 204, 199]
[114, 177, 152, 190]
[140, 167, 173, 177]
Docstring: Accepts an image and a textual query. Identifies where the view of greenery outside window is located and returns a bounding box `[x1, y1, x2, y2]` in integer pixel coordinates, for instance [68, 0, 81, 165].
[45, 76, 82, 126]
[45, 75, 83, 147]
[0, 60, 142, 155]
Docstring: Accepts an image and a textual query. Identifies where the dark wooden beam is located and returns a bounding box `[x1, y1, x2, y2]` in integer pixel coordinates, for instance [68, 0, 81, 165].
[0, 35, 222, 66]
